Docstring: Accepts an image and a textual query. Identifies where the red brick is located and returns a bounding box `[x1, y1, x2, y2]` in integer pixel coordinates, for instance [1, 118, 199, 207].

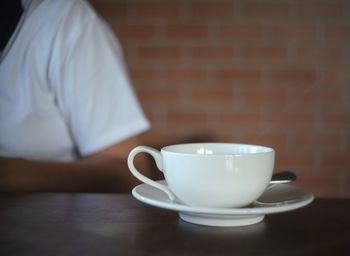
[294, 132, 341, 151]
[293, 89, 342, 105]
[297, 47, 343, 63]
[90, 1, 128, 17]
[243, 47, 287, 61]
[323, 154, 350, 168]
[217, 68, 261, 83]
[192, 47, 234, 60]
[244, 2, 289, 17]
[322, 110, 350, 125]
[271, 68, 316, 83]
[269, 110, 315, 125]
[138, 47, 181, 60]
[270, 24, 317, 42]
[244, 88, 288, 104]
[139, 89, 179, 103]
[324, 67, 350, 84]
[210, 134, 243, 143]
[325, 24, 350, 41]
[220, 24, 264, 40]
[275, 153, 314, 169]
[113, 24, 155, 39]
[140, 132, 181, 147]
[138, 3, 181, 17]
[297, 3, 344, 17]
[166, 24, 208, 39]
[121, 44, 135, 60]
[190, 88, 233, 103]
[191, 2, 234, 17]
[218, 110, 261, 125]
[94, 0, 350, 199]
[164, 67, 209, 82]
[166, 110, 207, 125]
[244, 132, 288, 150]
[129, 67, 158, 82]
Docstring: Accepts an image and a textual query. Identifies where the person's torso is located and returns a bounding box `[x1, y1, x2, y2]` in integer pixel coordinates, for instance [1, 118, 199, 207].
[0, 0, 78, 161]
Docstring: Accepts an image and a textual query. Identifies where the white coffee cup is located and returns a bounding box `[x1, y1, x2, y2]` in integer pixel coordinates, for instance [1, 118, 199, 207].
[128, 143, 275, 208]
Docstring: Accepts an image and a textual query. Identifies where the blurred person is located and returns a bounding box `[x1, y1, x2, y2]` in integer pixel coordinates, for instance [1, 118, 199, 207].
[0, 0, 150, 192]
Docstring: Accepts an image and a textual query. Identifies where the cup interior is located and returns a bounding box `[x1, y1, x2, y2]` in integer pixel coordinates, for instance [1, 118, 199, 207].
[162, 143, 273, 155]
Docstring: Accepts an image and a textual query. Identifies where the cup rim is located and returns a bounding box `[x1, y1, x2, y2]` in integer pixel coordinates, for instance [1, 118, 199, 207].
[161, 142, 274, 156]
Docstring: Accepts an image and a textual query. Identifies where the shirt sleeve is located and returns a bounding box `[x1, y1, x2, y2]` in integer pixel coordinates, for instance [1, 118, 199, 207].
[50, 0, 150, 156]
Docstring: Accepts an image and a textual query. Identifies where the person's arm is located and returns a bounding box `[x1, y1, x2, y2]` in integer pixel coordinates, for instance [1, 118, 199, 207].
[0, 136, 150, 193]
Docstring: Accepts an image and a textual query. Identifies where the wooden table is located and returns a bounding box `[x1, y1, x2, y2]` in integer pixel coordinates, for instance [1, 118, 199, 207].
[0, 193, 349, 255]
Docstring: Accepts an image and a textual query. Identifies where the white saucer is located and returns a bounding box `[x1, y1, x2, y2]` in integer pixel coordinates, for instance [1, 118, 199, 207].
[132, 180, 314, 227]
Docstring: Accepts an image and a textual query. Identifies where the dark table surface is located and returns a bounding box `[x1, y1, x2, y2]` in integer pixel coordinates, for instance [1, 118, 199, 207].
[0, 193, 349, 256]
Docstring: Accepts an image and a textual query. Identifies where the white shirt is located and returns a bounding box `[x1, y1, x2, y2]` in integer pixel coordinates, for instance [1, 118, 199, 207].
[0, 0, 149, 161]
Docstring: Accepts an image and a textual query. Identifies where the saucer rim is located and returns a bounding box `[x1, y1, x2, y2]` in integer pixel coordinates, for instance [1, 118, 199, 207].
[132, 180, 314, 216]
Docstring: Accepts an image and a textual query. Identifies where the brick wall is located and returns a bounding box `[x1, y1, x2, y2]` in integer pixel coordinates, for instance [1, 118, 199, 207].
[90, 0, 350, 198]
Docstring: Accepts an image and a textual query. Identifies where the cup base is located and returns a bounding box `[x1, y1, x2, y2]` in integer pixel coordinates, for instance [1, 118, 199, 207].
[179, 212, 264, 227]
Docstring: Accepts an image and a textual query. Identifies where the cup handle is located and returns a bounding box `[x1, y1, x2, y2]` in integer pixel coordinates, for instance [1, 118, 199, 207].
[127, 145, 176, 201]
